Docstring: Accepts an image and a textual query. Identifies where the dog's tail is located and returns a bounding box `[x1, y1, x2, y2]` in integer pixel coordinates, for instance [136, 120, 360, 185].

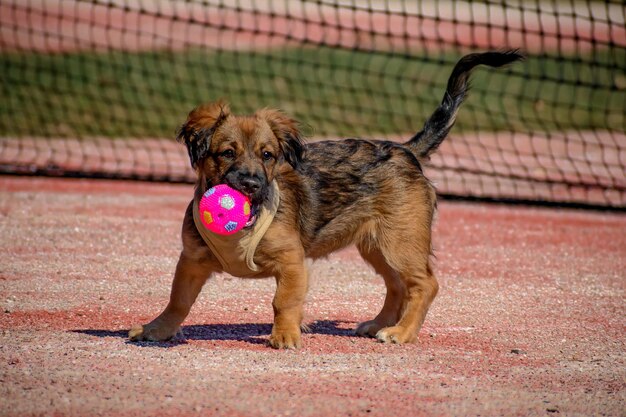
[405, 50, 524, 160]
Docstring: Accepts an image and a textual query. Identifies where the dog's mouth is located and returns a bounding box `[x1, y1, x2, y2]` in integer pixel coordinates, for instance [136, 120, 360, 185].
[215, 178, 268, 230]
[244, 203, 260, 229]
[239, 189, 267, 230]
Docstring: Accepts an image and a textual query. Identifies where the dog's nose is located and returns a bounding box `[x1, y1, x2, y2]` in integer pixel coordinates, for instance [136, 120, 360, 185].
[239, 175, 262, 194]
[225, 168, 265, 197]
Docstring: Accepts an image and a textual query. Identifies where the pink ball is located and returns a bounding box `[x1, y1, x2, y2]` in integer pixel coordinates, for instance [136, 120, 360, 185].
[198, 184, 251, 235]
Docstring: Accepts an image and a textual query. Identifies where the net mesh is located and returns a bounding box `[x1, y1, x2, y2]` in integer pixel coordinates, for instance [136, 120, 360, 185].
[1, 0, 624, 208]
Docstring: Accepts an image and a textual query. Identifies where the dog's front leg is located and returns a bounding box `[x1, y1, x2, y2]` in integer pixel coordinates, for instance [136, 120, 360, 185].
[129, 252, 213, 342]
[269, 260, 308, 349]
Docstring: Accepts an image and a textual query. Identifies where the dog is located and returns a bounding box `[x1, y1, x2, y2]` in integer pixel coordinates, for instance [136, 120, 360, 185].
[129, 51, 523, 348]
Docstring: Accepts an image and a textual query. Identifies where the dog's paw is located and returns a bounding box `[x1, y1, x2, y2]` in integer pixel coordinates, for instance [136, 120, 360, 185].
[375, 326, 416, 344]
[355, 320, 385, 338]
[269, 326, 301, 349]
[356, 318, 399, 338]
[128, 322, 179, 342]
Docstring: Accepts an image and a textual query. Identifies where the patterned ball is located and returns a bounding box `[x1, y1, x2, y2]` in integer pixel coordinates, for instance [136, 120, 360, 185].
[198, 184, 251, 235]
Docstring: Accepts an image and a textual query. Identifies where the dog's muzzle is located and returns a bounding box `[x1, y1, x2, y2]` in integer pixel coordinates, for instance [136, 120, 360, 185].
[223, 170, 269, 228]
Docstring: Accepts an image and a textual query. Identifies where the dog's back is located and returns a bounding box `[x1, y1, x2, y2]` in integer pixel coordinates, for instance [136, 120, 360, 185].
[289, 50, 524, 259]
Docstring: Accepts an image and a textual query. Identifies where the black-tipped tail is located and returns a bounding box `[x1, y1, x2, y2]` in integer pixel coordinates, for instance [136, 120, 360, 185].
[406, 50, 524, 159]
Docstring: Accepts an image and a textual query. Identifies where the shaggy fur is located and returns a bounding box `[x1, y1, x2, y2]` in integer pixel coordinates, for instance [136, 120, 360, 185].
[129, 51, 523, 348]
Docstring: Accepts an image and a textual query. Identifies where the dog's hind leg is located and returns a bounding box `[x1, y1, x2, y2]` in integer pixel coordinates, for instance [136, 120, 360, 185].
[366, 183, 439, 344]
[355, 246, 407, 338]
[374, 223, 438, 344]
[375, 253, 438, 344]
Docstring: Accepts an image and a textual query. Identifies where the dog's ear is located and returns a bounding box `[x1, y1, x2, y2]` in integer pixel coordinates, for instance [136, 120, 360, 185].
[177, 101, 230, 168]
[256, 108, 305, 170]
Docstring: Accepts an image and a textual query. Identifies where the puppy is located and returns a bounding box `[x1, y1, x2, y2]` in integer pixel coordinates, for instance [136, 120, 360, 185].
[129, 51, 523, 348]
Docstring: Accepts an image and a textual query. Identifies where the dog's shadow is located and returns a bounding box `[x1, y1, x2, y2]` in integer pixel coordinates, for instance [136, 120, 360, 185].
[74, 320, 357, 347]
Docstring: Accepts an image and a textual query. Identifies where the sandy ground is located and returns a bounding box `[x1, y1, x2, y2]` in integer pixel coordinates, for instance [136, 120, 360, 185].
[0, 176, 624, 416]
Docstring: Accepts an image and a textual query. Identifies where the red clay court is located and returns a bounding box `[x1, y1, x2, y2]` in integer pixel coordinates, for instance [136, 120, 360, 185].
[1, 176, 624, 416]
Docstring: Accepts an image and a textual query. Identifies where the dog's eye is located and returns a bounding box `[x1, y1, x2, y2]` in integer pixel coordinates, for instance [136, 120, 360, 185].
[220, 149, 235, 159]
[262, 151, 274, 161]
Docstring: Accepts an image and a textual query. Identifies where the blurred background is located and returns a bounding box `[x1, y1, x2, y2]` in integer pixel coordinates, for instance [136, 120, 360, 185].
[0, 0, 624, 208]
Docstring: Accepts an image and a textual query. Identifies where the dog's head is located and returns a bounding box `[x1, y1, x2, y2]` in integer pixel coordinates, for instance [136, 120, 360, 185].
[177, 101, 304, 224]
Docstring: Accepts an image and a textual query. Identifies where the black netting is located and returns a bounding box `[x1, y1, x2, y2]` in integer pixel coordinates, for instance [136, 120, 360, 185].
[1, 1, 624, 208]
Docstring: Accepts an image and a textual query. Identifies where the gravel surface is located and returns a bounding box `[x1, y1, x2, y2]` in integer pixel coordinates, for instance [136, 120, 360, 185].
[1, 176, 624, 416]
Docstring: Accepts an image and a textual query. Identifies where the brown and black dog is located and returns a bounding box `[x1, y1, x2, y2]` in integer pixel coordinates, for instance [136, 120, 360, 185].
[129, 51, 523, 348]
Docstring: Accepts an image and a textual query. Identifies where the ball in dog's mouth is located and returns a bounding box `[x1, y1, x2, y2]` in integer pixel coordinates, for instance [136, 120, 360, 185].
[222, 181, 266, 230]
